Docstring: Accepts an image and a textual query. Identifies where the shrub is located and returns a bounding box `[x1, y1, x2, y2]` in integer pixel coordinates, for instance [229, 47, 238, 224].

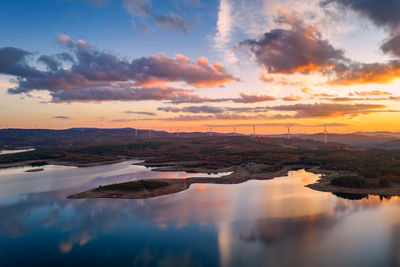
[95, 180, 169, 192]
[379, 178, 391, 187]
[331, 176, 366, 188]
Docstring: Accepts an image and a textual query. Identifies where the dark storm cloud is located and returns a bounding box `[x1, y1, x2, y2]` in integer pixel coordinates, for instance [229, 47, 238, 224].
[239, 11, 346, 74]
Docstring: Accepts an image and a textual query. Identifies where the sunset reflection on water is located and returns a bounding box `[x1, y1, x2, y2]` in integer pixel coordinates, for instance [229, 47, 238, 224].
[1, 164, 400, 266]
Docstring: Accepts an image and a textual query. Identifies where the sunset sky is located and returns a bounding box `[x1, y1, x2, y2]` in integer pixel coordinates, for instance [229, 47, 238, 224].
[1, 0, 400, 134]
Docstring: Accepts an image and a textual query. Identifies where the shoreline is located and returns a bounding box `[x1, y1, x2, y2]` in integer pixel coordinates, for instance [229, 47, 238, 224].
[3, 155, 400, 199]
[0, 158, 131, 169]
[306, 170, 400, 197]
[68, 162, 400, 199]
[68, 164, 316, 199]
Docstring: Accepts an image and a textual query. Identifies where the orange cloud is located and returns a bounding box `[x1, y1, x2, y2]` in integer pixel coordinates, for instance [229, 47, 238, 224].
[283, 95, 302, 101]
[350, 90, 392, 96]
[329, 61, 400, 85]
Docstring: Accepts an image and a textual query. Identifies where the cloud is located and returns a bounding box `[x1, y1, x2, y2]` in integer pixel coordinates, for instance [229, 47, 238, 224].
[157, 105, 268, 114]
[123, 0, 190, 34]
[123, 0, 151, 17]
[133, 54, 236, 88]
[110, 102, 398, 122]
[240, 9, 400, 85]
[283, 95, 302, 101]
[123, 111, 156, 116]
[155, 14, 189, 34]
[267, 103, 397, 118]
[165, 92, 276, 105]
[328, 60, 400, 85]
[239, 9, 345, 74]
[259, 72, 303, 86]
[322, 0, 400, 58]
[50, 85, 198, 103]
[205, 122, 349, 128]
[84, 0, 109, 6]
[0, 47, 37, 77]
[232, 92, 276, 103]
[1, 36, 236, 102]
[37, 55, 60, 71]
[321, 0, 400, 29]
[214, 0, 238, 64]
[158, 105, 225, 114]
[351, 90, 392, 96]
[142, 114, 270, 121]
[322, 96, 400, 102]
[52, 116, 70, 119]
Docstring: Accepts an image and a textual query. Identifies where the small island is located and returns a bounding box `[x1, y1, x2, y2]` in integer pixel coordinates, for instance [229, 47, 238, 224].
[25, 168, 44, 172]
[68, 163, 297, 199]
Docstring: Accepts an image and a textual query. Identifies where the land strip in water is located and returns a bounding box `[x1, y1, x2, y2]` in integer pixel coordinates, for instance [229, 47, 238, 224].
[1, 135, 400, 198]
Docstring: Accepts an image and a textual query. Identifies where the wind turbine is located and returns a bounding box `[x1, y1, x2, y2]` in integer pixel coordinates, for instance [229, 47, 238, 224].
[252, 125, 256, 137]
[208, 127, 213, 136]
[324, 125, 327, 144]
[234, 127, 236, 135]
[286, 125, 293, 140]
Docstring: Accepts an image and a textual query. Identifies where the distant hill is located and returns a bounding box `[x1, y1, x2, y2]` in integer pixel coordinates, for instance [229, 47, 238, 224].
[376, 139, 400, 150]
[0, 128, 209, 149]
[0, 128, 350, 151]
[290, 133, 399, 149]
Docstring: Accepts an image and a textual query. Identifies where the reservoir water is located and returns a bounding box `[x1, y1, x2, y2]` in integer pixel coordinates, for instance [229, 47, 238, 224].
[0, 160, 399, 266]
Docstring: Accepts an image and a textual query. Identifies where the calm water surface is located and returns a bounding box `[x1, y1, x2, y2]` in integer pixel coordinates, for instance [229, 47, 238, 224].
[0, 160, 400, 266]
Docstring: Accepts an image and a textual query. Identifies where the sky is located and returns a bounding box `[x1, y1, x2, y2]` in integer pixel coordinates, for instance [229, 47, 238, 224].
[1, 0, 400, 134]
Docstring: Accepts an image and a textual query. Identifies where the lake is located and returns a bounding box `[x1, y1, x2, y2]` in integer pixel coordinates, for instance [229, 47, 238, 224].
[0, 160, 399, 266]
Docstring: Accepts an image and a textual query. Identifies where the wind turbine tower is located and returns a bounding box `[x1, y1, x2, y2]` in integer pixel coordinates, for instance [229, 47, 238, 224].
[253, 125, 256, 137]
[324, 125, 327, 144]
[286, 125, 292, 140]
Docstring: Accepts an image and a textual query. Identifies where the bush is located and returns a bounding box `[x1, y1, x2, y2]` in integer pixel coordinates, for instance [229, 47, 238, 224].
[96, 180, 169, 192]
[331, 176, 366, 188]
[379, 178, 391, 187]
